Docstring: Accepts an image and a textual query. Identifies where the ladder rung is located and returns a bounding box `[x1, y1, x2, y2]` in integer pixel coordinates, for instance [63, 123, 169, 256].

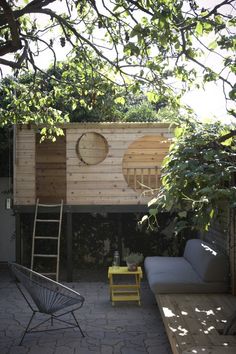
[35, 236, 58, 240]
[33, 254, 58, 258]
[36, 219, 60, 223]
[38, 203, 62, 207]
[31, 199, 63, 282]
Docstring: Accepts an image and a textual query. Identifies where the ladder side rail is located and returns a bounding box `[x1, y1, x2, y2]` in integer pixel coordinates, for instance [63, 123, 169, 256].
[31, 198, 39, 270]
[56, 200, 63, 282]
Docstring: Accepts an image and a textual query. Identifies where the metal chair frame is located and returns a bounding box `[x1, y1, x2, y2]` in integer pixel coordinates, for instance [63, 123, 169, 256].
[9, 263, 85, 345]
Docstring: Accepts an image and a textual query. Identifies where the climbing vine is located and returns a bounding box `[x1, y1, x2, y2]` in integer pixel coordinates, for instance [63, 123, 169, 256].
[144, 118, 236, 233]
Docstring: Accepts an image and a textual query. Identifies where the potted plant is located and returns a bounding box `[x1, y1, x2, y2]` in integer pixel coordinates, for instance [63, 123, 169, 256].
[125, 252, 144, 271]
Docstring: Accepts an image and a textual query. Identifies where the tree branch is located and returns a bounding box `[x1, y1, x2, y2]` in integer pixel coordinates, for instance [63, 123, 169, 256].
[0, 40, 28, 68]
[0, 0, 22, 54]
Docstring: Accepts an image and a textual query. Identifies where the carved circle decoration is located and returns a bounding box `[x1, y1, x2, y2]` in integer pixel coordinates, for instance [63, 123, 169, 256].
[122, 135, 171, 192]
[76, 132, 109, 165]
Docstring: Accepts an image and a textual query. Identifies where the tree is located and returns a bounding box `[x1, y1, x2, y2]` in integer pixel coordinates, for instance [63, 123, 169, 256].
[143, 117, 236, 234]
[0, 0, 235, 116]
[0, 52, 129, 134]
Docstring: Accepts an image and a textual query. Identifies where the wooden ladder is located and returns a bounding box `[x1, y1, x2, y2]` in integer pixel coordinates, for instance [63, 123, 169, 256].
[30, 198, 63, 282]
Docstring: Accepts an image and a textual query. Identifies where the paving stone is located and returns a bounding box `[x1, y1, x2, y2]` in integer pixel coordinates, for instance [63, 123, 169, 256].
[7, 345, 30, 354]
[147, 345, 173, 354]
[100, 344, 114, 354]
[121, 346, 146, 354]
[0, 269, 171, 354]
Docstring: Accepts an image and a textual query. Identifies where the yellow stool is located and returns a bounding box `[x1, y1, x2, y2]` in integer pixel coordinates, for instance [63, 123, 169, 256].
[108, 266, 143, 305]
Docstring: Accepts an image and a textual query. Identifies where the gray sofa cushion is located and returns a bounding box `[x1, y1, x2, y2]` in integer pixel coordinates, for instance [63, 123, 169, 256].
[184, 239, 229, 282]
[145, 256, 229, 294]
[144, 238, 229, 294]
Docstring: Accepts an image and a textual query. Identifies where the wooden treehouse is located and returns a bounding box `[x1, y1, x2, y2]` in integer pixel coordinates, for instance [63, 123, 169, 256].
[14, 122, 172, 207]
[13, 122, 173, 280]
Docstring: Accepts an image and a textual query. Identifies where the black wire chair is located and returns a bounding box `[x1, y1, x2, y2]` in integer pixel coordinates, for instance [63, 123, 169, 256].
[9, 262, 85, 345]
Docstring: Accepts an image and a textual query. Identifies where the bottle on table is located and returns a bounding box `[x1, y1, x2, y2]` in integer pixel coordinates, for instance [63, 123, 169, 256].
[113, 251, 120, 268]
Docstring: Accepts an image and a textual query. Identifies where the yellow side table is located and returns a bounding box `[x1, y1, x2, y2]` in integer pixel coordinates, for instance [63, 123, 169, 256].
[108, 266, 143, 305]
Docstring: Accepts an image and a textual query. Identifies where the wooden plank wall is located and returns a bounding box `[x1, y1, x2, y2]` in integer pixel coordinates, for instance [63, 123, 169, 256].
[229, 171, 236, 295]
[202, 201, 230, 253]
[201, 200, 236, 295]
[14, 123, 173, 206]
[35, 133, 66, 203]
[66, 124, 172, 205]
[230, 209, 236, 295]
[14, 126, 35, 205]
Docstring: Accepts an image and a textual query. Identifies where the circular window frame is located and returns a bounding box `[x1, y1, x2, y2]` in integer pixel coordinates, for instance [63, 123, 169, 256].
[122, 135, 171, 192]
[76, 132, 109, 165]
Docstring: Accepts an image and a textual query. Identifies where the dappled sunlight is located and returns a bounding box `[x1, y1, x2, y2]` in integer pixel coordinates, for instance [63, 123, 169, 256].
[178, 326, 189, 336]
[181, 311, 188, 316]
[195, 307, 215, 316]
[203, 325, 215, 334]
[201, 243, 217, 256]
[169, 325, 188, 336]
[163, 306, 176, 318]
[158, 294, 236, 354]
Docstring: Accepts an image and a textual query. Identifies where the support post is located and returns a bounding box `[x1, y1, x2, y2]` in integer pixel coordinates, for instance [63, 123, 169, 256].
[66, 209, 73, 282]
[117, 214, 123, 264]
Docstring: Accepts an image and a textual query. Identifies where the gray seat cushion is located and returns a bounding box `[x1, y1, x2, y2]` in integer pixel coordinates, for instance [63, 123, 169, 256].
[184, 239, 229, 282]
[144, 238, 229, 294]
[145, 256, 228, 293]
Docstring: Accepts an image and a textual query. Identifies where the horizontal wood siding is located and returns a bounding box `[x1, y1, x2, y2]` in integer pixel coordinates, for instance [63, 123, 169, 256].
[36, 133, 66, 203]
[201, 202, 229, 253]
[14, 127, 35, 205]
[66, 126, 172, 205]
[14, 123, 173, 206]
[201, 200, 236, 295]
[122, 135, 171, 191]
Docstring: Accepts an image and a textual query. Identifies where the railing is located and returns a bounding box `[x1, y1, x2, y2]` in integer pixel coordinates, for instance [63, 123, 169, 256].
[123, 166, 161, 192]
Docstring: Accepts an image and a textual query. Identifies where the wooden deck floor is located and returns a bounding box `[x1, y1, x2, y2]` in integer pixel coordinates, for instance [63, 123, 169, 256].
[156, 293, 236, 354]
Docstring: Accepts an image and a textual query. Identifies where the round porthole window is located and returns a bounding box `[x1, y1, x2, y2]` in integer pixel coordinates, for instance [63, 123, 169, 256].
[122, 135, 171, 191]
[76, 132, 108, 165]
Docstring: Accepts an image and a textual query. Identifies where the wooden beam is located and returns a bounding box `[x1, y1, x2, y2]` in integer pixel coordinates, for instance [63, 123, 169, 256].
[13, 204, 149, 213]
[117, 214, 123, 263]
[66, 209, 73, 282]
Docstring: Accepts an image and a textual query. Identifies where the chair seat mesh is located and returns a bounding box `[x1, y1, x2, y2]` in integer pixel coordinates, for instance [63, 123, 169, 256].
[10, 263, 84, 314]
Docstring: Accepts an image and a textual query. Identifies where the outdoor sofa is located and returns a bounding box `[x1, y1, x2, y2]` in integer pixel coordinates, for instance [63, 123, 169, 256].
[144, 238, 229, 294]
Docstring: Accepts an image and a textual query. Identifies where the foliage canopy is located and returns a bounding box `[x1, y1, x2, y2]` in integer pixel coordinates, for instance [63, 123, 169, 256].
[0, 0, 235, 118]
[143, 118, 236, 234]
[0, 52, 174, 134]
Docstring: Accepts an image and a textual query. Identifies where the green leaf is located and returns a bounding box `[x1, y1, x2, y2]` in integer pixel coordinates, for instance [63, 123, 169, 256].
[209, 40, 218, 50]
[130, 24, 142, 38]
[196, 22, 203, 35]
[221, 137, 233, 146]
[178, 211, 187, 218]
[146, 91, 159, 103]
[148, 197, 158, 207]
[72, 102, 77, 111]
[140, 215, 149, 224]
[149, 208, 157, 216]
[174, 127, 183, 138]
[114, 96, 125, 104]
[124, 42, 140, 56]
[209, 209, 215, 219]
